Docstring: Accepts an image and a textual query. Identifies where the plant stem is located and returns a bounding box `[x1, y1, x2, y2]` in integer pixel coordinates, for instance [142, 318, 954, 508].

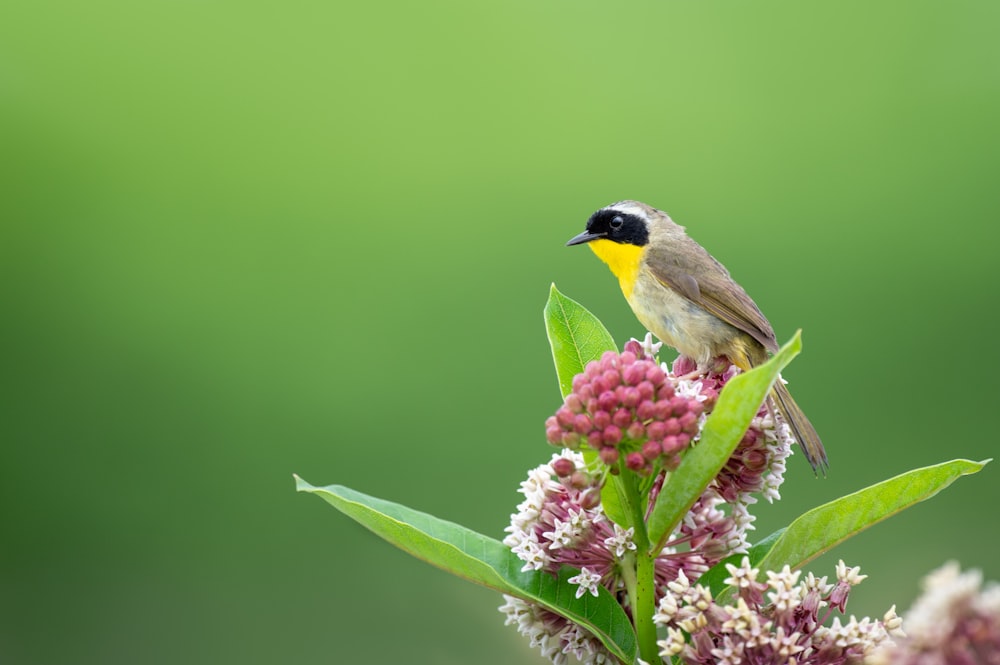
[612, 468, 660, 663]
[635, 550, 660, 664]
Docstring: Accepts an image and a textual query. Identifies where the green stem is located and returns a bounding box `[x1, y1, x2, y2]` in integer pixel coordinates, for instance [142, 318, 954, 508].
[614, 468, 650, 550]
[611, 467, 660, 663]
[619, 551, 639, 628]
[635, 551, 660, 664]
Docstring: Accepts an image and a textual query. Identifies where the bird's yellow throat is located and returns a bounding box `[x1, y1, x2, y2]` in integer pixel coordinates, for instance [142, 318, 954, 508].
[587, 239, 644, 299]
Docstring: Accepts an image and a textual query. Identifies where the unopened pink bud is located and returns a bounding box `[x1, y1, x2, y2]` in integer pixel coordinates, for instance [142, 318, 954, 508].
[561, 431, 581, 447]
[670, 396, 690, 417]
[656, 384, 676, 401]
[661, 435, 681, 453]
[592, 410, 611, 430]
[687, 399, 704, 417]
[652, 400, 673, 420]
[621, 386, 641, 407]
[679, 411, 698, 431]
[612, 408, 632, 429]
[646, 365, 665, 386]
[636, 400, 656, 421]
[602, 425, 622, 445]
[664, 417, 681, 436]
[623, 340, 642, 357]
[640, 381, 658, 402]
[546, 426, 563, 444]
[627, 421, 645, 440]
[599, 446, 619, 465]
[573, 414, 593, 434]
[598, 391, 618, 413]
[647, 420, 667, 441]
[672, 356, 697, 375]
[620, 351, 636, 365]
[625, 452, 645, 471]
[587, 431, 603, 448]
[556, 407, 575, 428]
[676, 433, 691, 448]
[551, 457, 576, 477]
[565, 394, 584, 413]
[602, 369, 620, 389]
[623, 363, 645, 386]
[642, 440, 662, 461]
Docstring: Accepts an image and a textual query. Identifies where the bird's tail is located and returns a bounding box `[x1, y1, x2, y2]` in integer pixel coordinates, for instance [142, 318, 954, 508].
[770, 379, 828, 475]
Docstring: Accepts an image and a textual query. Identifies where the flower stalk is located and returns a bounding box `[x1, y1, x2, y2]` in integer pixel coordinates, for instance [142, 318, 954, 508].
[634, 549, 660, 664]
[610, 461, 659, 663]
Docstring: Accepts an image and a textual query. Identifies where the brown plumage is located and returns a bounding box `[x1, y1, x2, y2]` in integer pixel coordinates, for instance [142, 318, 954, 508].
[567, 200, 827, 473]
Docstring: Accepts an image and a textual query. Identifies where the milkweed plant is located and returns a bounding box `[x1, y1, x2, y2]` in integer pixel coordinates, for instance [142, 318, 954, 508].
[295, 285, 992, 665]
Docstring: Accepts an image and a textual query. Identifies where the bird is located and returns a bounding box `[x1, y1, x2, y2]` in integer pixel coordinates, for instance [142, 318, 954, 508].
[566, 199, 827, 473]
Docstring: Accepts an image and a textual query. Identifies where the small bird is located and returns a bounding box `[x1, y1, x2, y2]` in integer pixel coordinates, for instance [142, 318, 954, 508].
[566, 200, 827, 472]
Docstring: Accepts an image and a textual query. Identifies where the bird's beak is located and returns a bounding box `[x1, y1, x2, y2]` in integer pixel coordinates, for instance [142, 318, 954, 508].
[565, 230, 605, 246]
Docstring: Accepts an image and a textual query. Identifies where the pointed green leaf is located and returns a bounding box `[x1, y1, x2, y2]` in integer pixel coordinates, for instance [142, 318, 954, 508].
[753, 458, 989, 576]
[544, 284, 617, 398]
[296, 476, 636, 664]
[600, 473, 632, 528]
[646, 332, 802, 553]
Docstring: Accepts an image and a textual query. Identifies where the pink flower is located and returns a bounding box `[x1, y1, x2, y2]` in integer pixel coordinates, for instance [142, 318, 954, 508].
[654, 558, 901, 665]
[875, 561, 1000, 665]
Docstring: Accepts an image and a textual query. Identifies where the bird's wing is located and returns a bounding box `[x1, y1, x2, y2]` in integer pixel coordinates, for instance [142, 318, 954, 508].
[645, 241, 779, 354]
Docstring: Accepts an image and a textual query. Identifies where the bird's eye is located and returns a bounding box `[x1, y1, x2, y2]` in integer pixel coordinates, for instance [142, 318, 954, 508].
[610, 215, 624, 230]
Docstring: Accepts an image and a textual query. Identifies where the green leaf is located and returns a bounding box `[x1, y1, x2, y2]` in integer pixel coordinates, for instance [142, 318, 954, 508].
[645, 332, 802, 553]
[295, 476, 637, 664]
[544, 284, 617, 398]
[753, 458, 990, 576]
[600, 474, 632, 528]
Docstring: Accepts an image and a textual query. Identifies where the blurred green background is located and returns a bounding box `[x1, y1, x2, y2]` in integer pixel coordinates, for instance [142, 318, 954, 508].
[2, 1, 998, 663]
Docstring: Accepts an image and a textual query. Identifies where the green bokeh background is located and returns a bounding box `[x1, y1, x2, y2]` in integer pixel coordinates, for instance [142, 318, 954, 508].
[2, 1, 998, 663]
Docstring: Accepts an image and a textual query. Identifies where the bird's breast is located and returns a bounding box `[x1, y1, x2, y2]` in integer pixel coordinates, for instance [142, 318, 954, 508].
[627, 271, 741, 366]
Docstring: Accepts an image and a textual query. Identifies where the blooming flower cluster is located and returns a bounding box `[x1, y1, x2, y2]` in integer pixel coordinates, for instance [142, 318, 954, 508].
[502, 450, 616, 580]
[499, 594, 614, 665]
[499, 452, 617, 664]
[873, 561, 1000, 665]
[654, 558, 903, 665]
[502, 335, 911, 665]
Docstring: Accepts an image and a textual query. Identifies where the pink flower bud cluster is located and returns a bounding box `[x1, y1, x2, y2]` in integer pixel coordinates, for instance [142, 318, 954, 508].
[545, 350, 704, 474]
